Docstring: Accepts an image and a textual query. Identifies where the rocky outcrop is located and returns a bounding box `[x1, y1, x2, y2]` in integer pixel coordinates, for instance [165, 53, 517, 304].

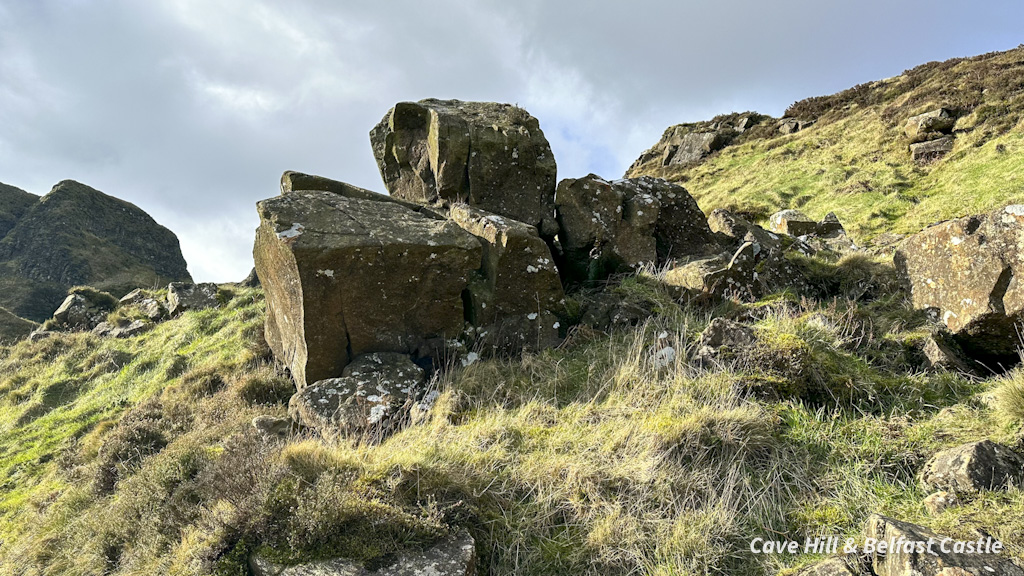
[49, 289, 118, 331]
[707, 208, 783, 251]
[554, 174, 714, 285]
[0, 180, 192, 322]
[251, 530, 476, 576]
[625, 113, 769, 176]
[119, 288, 167, 321]
[894, 206, 1024, 363]
[254, 190, 482, 389]
[167, 282, 220, 316]
[370, 99, 558, 236]
[288, 352, 426, 438]
[863, 514, 1023, 576]
[921, 440, 1024, 493]
[451, 205, 564, 354]
[91, 319, 150, 338]
[663, 239, 811, 302]
[769, 209, 818, 237]
[905, 108, 956, 143]
[692, 317, 756, 367]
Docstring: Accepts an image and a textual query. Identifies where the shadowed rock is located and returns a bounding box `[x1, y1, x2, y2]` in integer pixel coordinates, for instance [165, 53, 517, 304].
[910, 136, 954, 163]
[451, 205, 564, 354]
[371, 99, 558, 236]
[894, 205, 1024, 364]
[905, 108, 956, 143]
[254, 190, 481, 389]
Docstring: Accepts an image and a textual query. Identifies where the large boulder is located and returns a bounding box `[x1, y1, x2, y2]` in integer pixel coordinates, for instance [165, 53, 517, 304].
[663, 240, 811, 302]
[921, 440, 1024, 493]
[280, 170, 442, 217]
[450, 205, 564, 354]
[254, 190, 481, 389]
[251, 530, 475, 576]
[768, 209, 818, 237]
[660, 131, 730, 166]
[905, 108, 956, 143]
[894, 206, 1024, 362]
[49, 288, 118, 331]
[707, 208, 782, 251]
[554, 174, 714, 285]
[288, 352, 426, 438]
[167, 282, 220, 316]
[863, 514, 1023, 576]
[370, 99, 558, 236]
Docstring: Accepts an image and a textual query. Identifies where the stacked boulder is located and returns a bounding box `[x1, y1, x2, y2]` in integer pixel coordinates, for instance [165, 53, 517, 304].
[895, 205, 1024, 365]
[905, 108, 956, 163]
[254, 99, 860, 438]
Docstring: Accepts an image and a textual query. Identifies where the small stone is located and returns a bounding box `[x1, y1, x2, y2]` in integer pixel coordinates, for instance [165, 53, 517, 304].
[923, 491, 959, 515]
[921, 440, 1024, 493]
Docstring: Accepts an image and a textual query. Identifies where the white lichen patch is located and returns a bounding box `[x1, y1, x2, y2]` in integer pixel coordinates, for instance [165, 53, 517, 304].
[276, 223, 304, 240]
[316, 269, 335, 278]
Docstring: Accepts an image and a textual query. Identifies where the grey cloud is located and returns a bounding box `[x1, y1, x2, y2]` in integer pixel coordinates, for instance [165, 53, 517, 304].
[0, 0, 1021, 281]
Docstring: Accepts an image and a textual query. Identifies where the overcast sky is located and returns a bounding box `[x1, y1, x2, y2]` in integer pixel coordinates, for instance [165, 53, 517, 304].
[1, 1, 1022, 281]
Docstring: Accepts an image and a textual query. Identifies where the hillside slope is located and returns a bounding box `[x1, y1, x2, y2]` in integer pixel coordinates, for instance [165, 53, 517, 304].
[627, 45, 1024, 244]
[0, 180, 193, 321]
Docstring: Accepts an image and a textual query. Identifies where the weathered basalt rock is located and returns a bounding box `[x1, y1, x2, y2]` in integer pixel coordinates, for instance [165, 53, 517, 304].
[371, 99, 558, 236]
[554, 174, 714, 285]
[921, 440, 1024, 493]
[50, 293, 115, 331]
[769, 209, 818, 237]
[280, 170, 443, 217]
[167, 282, 220, 316]
[910, 135, 954, 163]
[905, 108, 956, 143]
[451, 205, 564, 354]
[663, 240, 811, 301]
[923, 491, 959, 515]
[254, 190, 481, 389]
[863, 514, 1023, 576]
[894, 206, 1024, 363]
[251, 530, 476, 576]
[707, 208, 783, 251]
[692, 317, 757, 367]
[239, 268, 261, 288]
[119, 288, 167, 321]
[794, 557, 860, 576]
[289, 353, 427, 438]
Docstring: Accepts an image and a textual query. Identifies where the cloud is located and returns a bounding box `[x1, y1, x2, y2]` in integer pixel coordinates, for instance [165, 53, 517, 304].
[0, 0, 1021, 281]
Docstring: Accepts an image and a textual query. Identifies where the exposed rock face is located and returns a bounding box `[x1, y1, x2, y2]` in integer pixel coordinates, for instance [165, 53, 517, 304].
[894, 206, 1024, 362]
[921, 440, 1024, 493]
[451, 205, 564, 354]
[254, 190, 481, 389]
[251, 530, 476, 576]
[280, 170, 441, 216]
[778, 118, 801, 134]
[905, 108, 956, 143]
[554, 174, 714, 285]
[289, 352, 426, 438]
[0, 180, 192, 321]
[919, 332, 971, 372]
[239, 268, 261, 288]
[625, 113, 769, 176]
[167, 282, 220, 316]
[910, 136, 955, 163]
[370, 99, 558, 236]
[863, 514, 1023, 576]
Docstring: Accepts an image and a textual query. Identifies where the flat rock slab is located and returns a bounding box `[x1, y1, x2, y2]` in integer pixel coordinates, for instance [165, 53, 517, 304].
[251, 530, 475, 576]
[254, 191, 481, 389]
[371, 99, 558, 236]
[921, 439, 1024, 493]
[289, 352, 426, 437]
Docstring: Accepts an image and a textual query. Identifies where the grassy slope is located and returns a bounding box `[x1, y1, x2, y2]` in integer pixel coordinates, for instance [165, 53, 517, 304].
[0, 273, 1021, 575]
[628, 47, 1024, 241]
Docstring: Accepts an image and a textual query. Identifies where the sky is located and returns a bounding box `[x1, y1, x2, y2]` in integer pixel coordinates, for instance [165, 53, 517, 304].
[1, 1, 1022, 282]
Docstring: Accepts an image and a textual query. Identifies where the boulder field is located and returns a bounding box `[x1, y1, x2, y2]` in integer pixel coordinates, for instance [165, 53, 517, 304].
[252, 99, 1024, 442]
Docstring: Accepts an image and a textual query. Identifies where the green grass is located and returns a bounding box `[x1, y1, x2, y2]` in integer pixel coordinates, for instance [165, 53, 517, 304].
[628, 47, 1024, 244]
[0, 269, 1020, 575]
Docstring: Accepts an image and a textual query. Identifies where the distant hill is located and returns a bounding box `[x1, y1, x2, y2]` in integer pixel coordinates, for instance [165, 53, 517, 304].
[0, 180, 192, 321]
[627, 45, 1024, 243]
